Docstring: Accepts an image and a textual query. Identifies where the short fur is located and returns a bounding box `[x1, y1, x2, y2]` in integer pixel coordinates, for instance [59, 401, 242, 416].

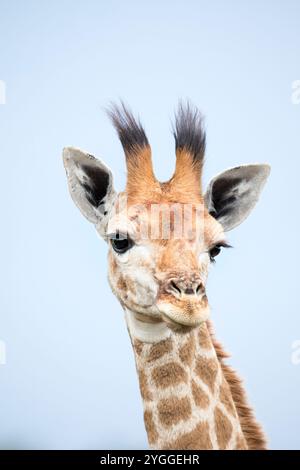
[207, 320, 267, 450]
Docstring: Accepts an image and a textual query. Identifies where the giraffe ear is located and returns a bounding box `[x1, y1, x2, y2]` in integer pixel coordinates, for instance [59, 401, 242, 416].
[63, 147, 116, 228]
[204, 164, 271, 231]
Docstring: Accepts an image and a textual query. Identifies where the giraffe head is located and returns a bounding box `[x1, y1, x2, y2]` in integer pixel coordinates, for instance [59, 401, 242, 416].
[63, 103, 270, 332]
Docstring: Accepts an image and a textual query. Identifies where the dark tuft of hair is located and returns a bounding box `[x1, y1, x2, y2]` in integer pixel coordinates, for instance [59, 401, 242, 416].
[107, 102, 149, 155]
[173, 101, 206, 164]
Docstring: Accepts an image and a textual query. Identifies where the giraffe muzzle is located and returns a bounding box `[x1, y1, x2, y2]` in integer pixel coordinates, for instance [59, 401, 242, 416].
[156, 275, 210, 328]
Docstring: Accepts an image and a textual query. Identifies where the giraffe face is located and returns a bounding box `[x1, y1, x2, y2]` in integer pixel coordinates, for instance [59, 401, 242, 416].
[63, 103, 270, 332]
[106, 192, 226, 329]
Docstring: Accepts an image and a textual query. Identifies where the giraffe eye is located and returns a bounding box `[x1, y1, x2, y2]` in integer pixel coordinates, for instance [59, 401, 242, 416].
[209, 241, 231, 262]
[110, 233, 133, 254]
[209, 245, 222, 261]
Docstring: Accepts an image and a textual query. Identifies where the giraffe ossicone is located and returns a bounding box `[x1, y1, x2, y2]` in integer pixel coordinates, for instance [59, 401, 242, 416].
[63, 102, 270, 450]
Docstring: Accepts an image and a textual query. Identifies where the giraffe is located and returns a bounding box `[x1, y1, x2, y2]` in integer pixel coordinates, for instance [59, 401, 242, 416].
[63, 102, 270, 450]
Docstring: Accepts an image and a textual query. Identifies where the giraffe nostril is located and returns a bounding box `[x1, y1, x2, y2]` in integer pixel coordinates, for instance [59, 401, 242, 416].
[167, 278, 204, 298]
[170, 280, 182, 295]
[196, 283, 204, 295]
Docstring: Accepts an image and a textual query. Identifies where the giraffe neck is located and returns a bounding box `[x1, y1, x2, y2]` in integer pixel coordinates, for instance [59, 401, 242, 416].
[125, 309, 248, 450]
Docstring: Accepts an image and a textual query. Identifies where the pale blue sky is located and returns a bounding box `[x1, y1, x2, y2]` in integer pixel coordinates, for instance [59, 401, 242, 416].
[0, 0, 300, 449]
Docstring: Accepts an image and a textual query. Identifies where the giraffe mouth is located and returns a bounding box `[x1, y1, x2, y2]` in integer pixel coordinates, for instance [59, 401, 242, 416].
[157, 299, 210, 329]
[161, 313, 201, 333]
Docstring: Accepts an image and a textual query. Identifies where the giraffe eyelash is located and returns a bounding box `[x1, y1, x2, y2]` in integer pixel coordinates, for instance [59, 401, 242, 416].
[107, 231, 129, 240]
[209, 242, 232, 263]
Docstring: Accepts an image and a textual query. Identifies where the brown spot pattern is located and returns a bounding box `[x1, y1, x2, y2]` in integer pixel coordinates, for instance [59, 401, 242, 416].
[158, 396, 191, 427]
[219, 380, 236, 417]
[165, 421, 213, 450]
[117, 276, 127, 292]
[214, 406, 233, 449]
[207, 320, 267, 450]
[195, 356, 218, 393]
[131, 321, 248, 450]
[198, 323, 212, 349]
[147, 338, 173, 363]
[138, 370, 152, 402]
[144, 410, 158, 445]
[179, 334, 195, 366]
[152, 361, 187, 389]
[133, 340, 144, 356]
[191, 380, 210, 409]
